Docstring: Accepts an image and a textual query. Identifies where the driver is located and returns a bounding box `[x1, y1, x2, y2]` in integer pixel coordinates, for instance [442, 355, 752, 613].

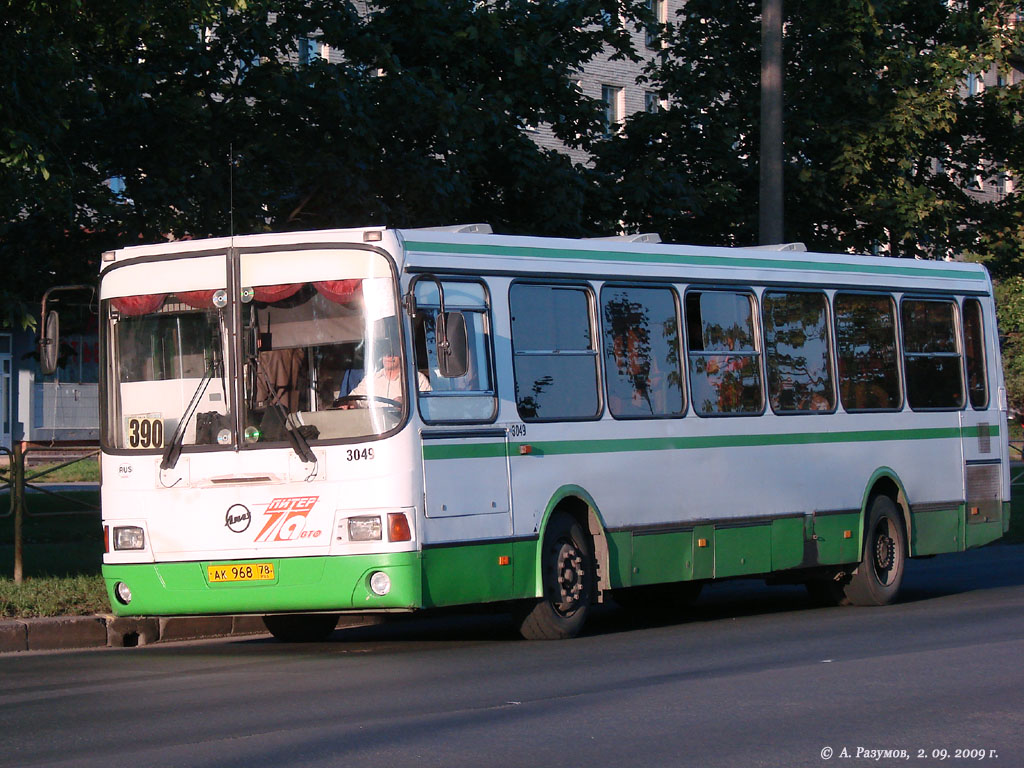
[340, 349, 430, 407]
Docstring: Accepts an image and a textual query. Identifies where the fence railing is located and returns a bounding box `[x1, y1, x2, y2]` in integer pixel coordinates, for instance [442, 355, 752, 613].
[1, 443, 99, 584]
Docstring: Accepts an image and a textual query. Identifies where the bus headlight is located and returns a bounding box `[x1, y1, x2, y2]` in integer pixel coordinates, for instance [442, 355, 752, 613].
[348, 516, 382, 541]
[369, 571, 391, 596]
[115, 582, 133, 605]
[113, 526, 145, 551]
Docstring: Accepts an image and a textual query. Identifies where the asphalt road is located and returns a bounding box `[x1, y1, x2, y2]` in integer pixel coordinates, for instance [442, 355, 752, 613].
[1, 545, 1022, 768]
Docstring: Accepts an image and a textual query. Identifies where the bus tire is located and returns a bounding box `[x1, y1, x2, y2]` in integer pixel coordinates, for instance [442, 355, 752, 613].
[262, 613, 339, 642]
[844, 495, 906, 606]
[518, 511, 595, 640]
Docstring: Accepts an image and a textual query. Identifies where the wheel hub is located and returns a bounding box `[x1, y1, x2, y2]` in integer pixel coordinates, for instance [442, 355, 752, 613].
[875, 532, 895, 572]
[555, 542, 584, 609]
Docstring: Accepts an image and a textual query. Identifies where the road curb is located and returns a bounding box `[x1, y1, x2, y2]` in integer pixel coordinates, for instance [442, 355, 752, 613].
[0, 614, 269, 653]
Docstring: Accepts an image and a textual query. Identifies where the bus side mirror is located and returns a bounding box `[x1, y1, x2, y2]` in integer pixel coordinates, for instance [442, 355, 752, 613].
[39, 310, 60, 375]
[437, 311, 468, 378]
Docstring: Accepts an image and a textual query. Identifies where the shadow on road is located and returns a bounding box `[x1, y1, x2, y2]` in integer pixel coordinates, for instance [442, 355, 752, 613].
[178, 544, 1024, 653]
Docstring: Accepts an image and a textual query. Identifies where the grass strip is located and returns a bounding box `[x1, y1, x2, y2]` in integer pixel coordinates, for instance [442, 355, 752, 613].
[0, 575, 109, 618]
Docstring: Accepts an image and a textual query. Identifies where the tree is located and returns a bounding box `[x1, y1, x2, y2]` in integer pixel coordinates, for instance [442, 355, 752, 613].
[1, 0, 644, 324]
[595, 0, 1024, 263]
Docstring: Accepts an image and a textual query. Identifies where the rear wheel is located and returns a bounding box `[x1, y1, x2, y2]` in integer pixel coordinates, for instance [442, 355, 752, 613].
[262, 613, 339, 642]
[844, 495, 906, 606]
[805, 495, 906, 607]
[518, 511, 595, 640]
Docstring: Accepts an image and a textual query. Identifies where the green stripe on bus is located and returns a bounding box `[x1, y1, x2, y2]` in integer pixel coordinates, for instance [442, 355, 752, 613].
[422, 424, 996, 461]
[404, 241, 987, 281]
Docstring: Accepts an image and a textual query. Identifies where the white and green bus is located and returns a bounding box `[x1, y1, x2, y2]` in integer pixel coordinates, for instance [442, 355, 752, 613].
[59, 225, 1009, 640]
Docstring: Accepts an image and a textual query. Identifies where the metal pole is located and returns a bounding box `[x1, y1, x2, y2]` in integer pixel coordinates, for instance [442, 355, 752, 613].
[759, 0, 784, 245]
[12, 441, 24, 584]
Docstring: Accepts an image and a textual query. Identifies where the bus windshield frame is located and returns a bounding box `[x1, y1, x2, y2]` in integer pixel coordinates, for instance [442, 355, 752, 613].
[100, 244, 408, 455]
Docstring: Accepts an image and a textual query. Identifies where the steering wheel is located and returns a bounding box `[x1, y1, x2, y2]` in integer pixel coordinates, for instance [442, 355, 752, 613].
[333, 394, 402, 409]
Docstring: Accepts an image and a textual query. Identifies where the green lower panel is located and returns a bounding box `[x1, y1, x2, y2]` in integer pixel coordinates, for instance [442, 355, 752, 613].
[421, 542, 519, 607]
[966, 520, 1004, 550]
[632, 531, 694, 586]
[813, 514, 861, 565]
[1004, 501, 1012, 534]
[606, 531, 633, 588]
[910, 508, 962, 555]
[771, 518, 805, 571]
[103, 553, 422, 617]
[512, 539, 540, 598]
[715, 525, 772, 578]
[692, 525, 715, 580]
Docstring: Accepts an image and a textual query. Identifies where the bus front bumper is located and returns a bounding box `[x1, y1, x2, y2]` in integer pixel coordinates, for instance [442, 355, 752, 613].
[103, 552, 422, 617]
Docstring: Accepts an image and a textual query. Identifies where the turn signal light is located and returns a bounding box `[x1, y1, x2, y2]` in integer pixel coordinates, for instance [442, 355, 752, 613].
[388, 512, 412, 542]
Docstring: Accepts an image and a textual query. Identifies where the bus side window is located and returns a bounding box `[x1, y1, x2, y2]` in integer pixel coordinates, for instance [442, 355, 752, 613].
[685, 290, 763, 415]
[414, 280, 498, 423]
[963, 298, 989, 409]
[834, 293, 902, 412]
[510, 283, 600, 421]
[901, 298, 964, 410]
[762, 290, 835, 413]
[601, 285, 685, 418]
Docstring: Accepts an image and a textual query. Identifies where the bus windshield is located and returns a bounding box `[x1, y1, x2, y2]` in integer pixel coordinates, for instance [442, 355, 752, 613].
[240, 275, 407, 445]
[102, 248, 405, 452]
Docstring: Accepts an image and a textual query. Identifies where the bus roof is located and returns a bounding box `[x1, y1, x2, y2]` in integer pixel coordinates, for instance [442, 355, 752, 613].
[100, 226, 991, 294]
[397, 229, 991, 293]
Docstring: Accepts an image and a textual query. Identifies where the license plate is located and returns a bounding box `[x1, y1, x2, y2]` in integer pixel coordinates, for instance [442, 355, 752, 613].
[207, 563, 275, 583]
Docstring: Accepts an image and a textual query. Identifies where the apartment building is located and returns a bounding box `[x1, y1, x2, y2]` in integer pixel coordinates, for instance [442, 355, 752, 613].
[531, 0, 683, 164]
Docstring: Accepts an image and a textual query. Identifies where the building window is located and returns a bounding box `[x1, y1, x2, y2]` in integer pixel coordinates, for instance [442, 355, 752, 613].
[645, 0, 667, 49]
[602, 85, 624, 136]
[644, 91, 662, 114]
[298, 37, 327, 65]
[967, 72, 984, 96]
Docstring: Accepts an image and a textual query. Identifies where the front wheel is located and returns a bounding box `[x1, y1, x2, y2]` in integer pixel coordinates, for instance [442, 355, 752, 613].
[517, 512, 596, 640]
[262, 613, 339, 642]
[844, 495, 906, 606]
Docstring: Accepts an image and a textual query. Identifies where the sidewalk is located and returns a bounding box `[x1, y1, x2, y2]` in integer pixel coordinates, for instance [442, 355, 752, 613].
[0, 614, 268, 652]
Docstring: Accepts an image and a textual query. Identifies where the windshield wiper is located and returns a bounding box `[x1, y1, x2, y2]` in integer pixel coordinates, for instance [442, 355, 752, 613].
[160, 364, 216, 471]
[251, 354, 317, 464]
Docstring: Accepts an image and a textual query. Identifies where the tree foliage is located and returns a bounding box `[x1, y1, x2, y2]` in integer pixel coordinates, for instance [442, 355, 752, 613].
[1, 0, 643, 322]
[596, 0, 1024, 267]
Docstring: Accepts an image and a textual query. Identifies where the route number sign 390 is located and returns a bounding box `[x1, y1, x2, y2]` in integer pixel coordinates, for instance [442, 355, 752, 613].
[124, 415, 164, 449]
